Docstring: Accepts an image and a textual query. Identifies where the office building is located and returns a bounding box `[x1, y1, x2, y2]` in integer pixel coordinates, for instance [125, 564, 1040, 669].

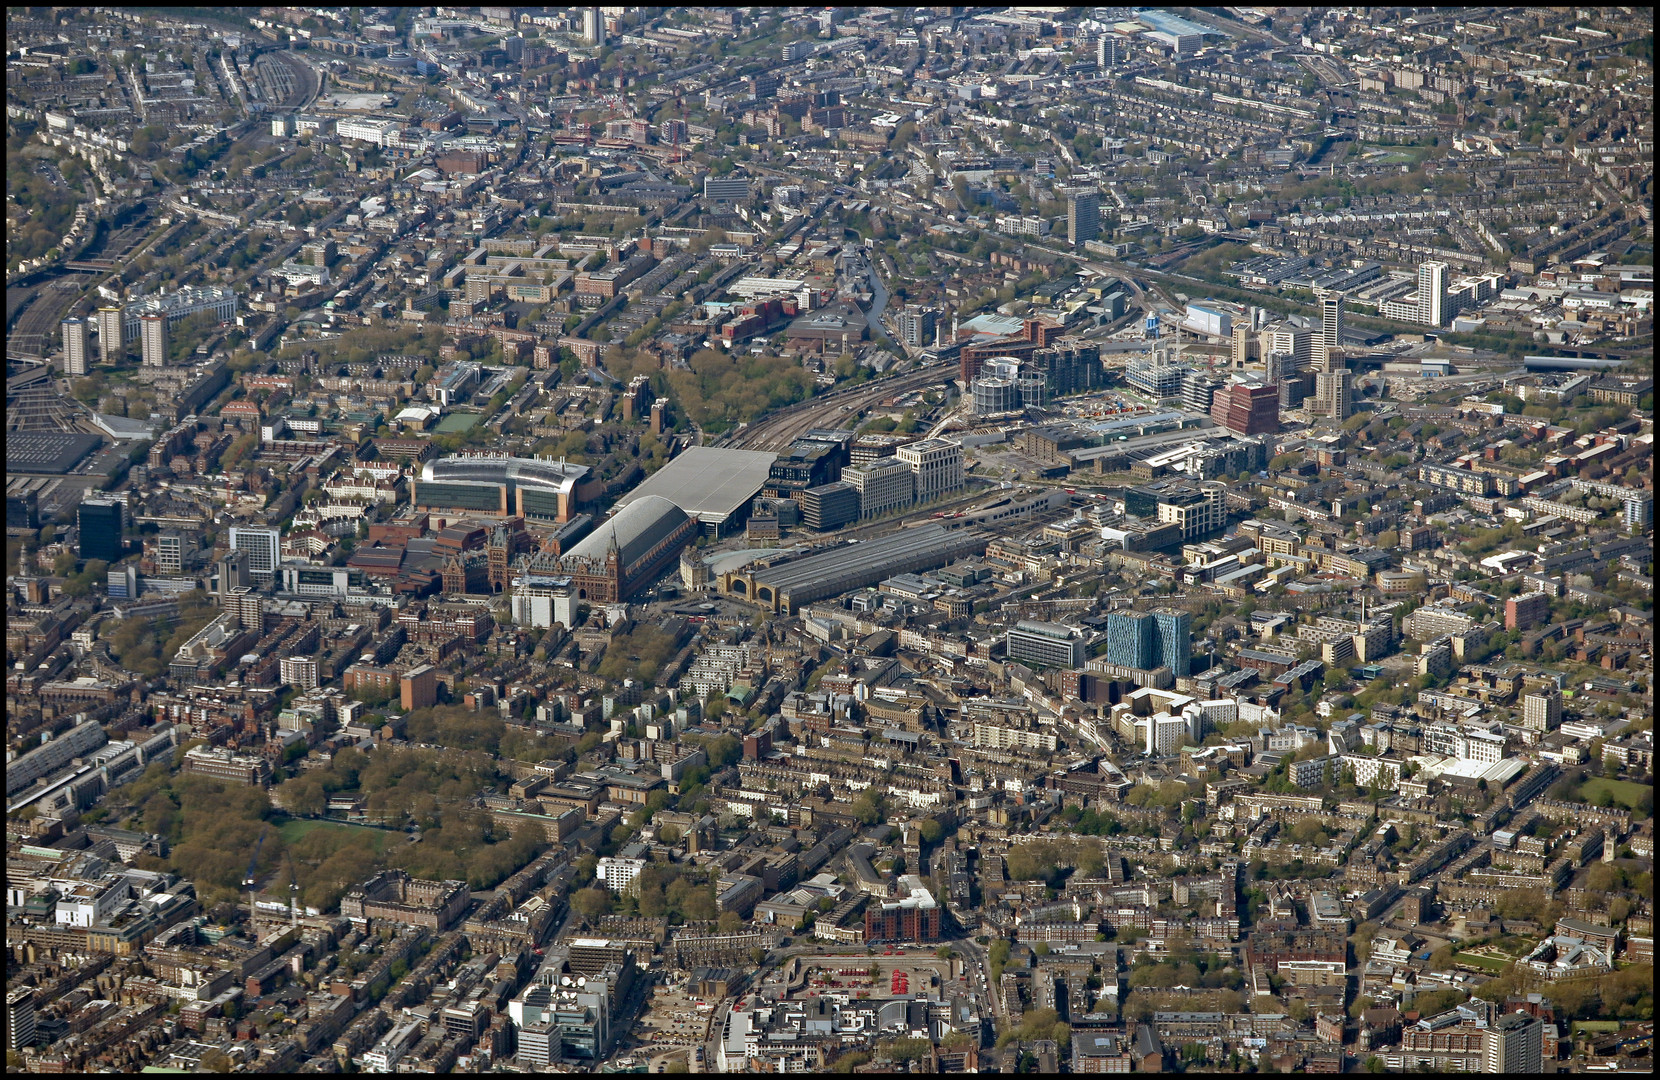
[800, 481, 859, 531]
[107, 563, 140, 599]
[97, 307, 123, 364]
[229, 526, 281, 578]
[1319, 293, 1345, 370]
[152, 531, 190, 576]
[1105, 612, 1157, 671]
[1483, 1011, 1543, 1074]
[1157, 483, 1226, 540]
[364, 1020, 423, 1073]
[1007, 620, 1087, 669]
[1521, 688, 1562, 732]
[122, 284, 237, 340]
[842, 458, 913, 520]
[1067, 190, 1101, 247]
[140, 313, 168, 367]
[7, 491, 39, 531]
[1210, 383, 1280, 436]
[895, 438, 963, 503]
[78, 497, 125, 562]
[1153, 610, 1193, 678]
[703, 176, 752, 201]
[61, 317, 90, 377]
[1418, 261, 1448, 328]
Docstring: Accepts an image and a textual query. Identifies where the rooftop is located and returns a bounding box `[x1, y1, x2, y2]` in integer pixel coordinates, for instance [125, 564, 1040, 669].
[613, 446, 779, 526]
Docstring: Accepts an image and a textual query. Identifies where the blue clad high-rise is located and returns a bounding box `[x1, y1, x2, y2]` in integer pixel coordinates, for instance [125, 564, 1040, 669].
[1104, 612, 1157, 670]
[1153, 610, 1192, 678]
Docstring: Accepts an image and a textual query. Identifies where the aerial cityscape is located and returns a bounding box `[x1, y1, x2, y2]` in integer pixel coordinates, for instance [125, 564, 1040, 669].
[4, 5, 1655, 1074]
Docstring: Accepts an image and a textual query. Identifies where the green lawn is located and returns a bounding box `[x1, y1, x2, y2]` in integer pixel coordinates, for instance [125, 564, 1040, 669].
[1452, 952, 1509, 973]
[1576, 777, 1650, 810]
[433, 411, 482, 434]
[1572, 1020, 1622, 1034]
[277, 817, 391, 850]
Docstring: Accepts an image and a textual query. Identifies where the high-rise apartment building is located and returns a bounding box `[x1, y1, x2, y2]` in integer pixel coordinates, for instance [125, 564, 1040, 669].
[97, 307, 124, 364]
[1259, 324, 1311, 367]
[1314, 368, 1353, 421]
[1153, 610, 1192, 678]
[401, 664, 438, 711]
[77, 497, 125, 562]
[280, 655, 320, 691]
[62, 317, 90, 376]
[1067, 190, 1100, 247]
[1180, 370, 1224, 415]
[1319, 293, 1345, 369]
[1230, 322, 1256, 369]
[1504, 591, 1550, 630]
[229, 525, 281, 578]
[1418, 261, 1448, 328]
[597, 856, 646, 894]
[898, 306, 938, 349]
[6, 988, 37, 1052]
[218, 549, 250, 597]
[140, 313, 168, 367]
[1105, 612, 1157, 671]
[1483, 1011, 1543, 1074]
[1097, 33, 1128, 66]
[1521, 688, 1562, 732]
[1263, 351, 1295, 390]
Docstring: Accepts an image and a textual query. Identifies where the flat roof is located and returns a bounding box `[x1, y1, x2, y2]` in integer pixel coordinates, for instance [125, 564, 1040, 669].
[614, 446, 778, 526]
[6, 431, 101, 475]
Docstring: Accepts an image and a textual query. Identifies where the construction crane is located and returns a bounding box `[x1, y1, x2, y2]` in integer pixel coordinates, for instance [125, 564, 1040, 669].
[243, 829, 267, 928]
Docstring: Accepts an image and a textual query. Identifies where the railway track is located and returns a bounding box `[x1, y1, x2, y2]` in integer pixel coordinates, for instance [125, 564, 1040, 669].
[720, 364, 954, 452]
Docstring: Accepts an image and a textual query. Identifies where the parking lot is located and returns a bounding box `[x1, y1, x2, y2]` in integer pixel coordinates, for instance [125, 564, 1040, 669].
[633, 980, 715, 1048]
[789, 952, 961, 1002]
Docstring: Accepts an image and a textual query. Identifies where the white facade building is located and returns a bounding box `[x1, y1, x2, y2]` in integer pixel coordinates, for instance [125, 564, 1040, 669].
[895, 438, 963, 504]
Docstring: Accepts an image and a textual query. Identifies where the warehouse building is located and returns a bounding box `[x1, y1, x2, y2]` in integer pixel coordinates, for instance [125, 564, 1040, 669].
[719, 523, 986, 613]
[612, 446, 778, 535]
